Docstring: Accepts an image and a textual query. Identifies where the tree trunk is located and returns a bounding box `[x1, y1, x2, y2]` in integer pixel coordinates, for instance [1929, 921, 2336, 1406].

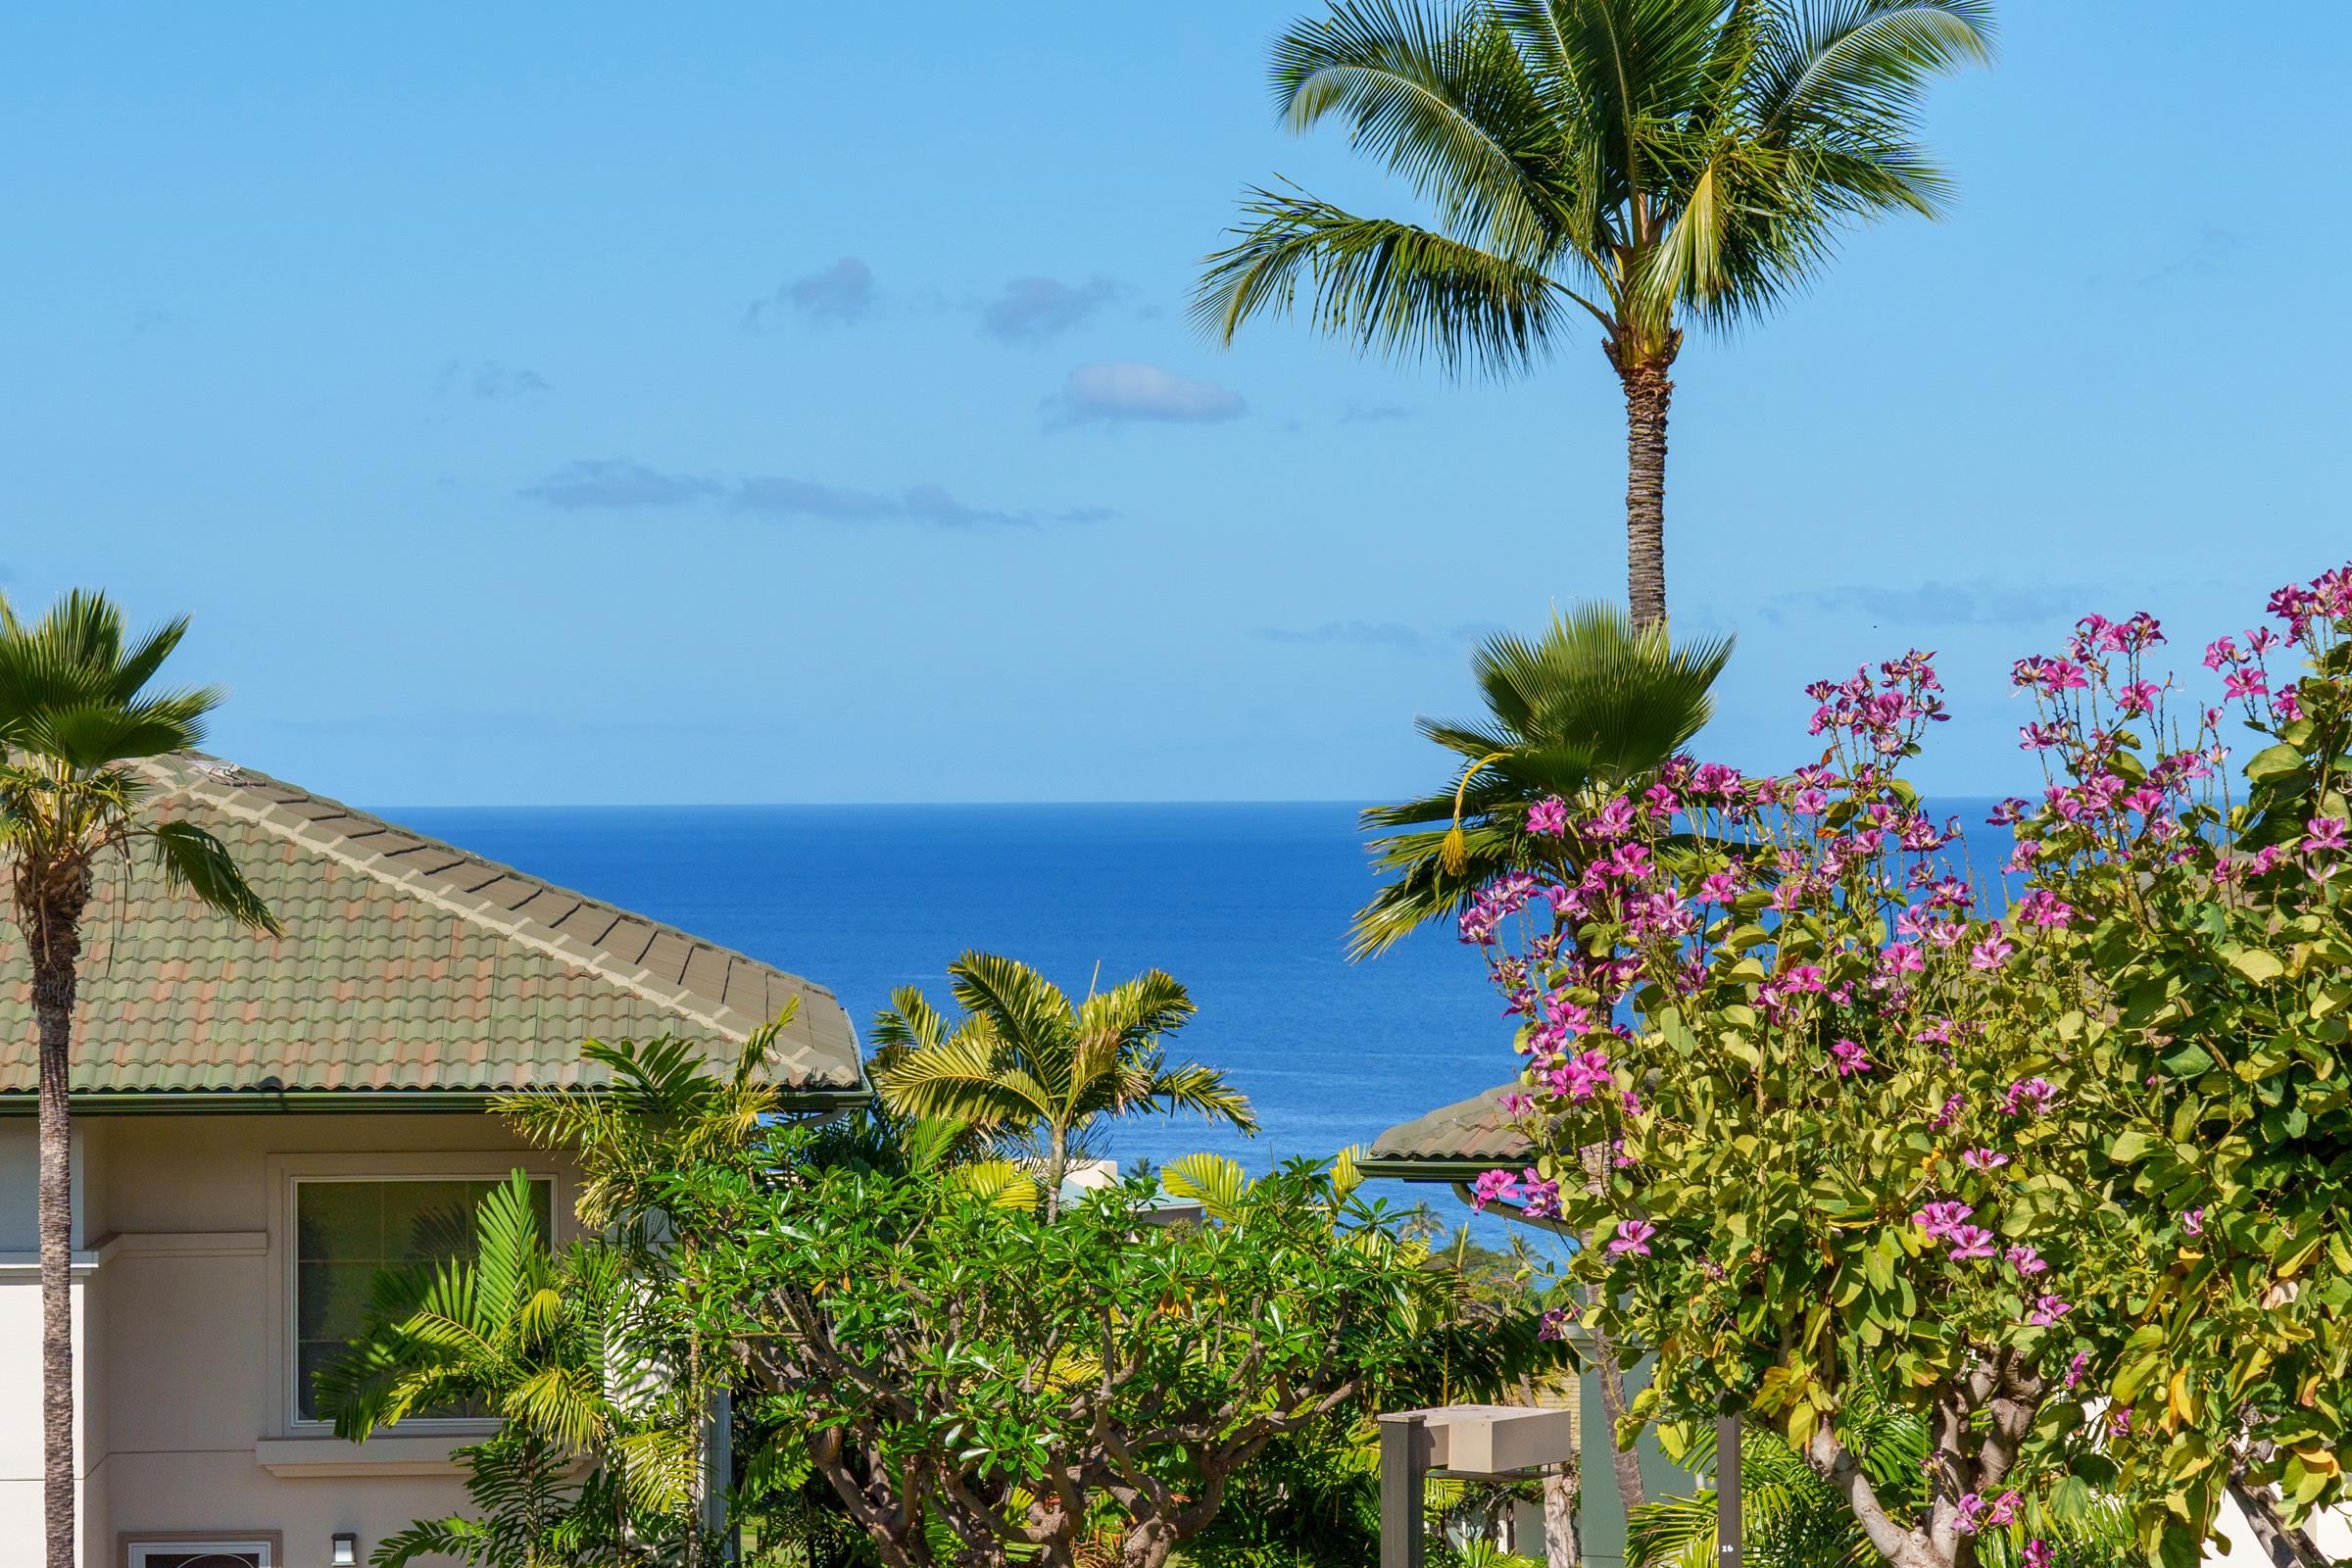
[1584, 1295, 1647, 1516]
[1045, 1126, 1068, 1222]
[28, 875, 89, 1568]
[1543, 1462, 1581, 1568]
[1609, 339, 1679, 633]
[1121, 1517, 1179, 1568]
[2231, 1475, 2330, 1568]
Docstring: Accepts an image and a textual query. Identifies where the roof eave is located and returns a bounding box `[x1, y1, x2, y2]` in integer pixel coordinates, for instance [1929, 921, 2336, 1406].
[0, 1084, 873, 1116]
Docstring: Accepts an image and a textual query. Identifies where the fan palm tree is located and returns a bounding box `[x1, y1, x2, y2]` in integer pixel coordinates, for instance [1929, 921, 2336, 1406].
[0, 590, 278, 1568]
[1197, 0, 1994, 628]
[1351, 602, 1732, 956]
[871, 953, 1258, 1218]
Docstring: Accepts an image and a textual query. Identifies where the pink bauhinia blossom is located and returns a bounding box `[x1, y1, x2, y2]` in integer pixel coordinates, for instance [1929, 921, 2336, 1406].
[1608, 1219, 1655, 1256]
[1947, 1224, 1998, 1261]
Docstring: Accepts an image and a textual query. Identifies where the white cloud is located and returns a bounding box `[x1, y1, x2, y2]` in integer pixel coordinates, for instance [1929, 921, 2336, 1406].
[1045, 361, 1245, 427]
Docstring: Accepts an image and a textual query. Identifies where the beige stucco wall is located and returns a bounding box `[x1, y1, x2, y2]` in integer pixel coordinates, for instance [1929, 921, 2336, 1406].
[0, 1109, 575, 1568]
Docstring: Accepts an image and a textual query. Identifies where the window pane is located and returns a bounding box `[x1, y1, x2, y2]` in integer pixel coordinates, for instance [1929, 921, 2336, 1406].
[295, 1176, 552, 1424]
[383, 1181, 479, 1263]
[296, 1182, 379, 1262]
[296, 1261, 378, 1341]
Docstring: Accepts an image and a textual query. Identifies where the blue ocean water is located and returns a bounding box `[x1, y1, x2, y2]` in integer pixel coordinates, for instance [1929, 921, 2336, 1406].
[396, 799, 2015, 1224]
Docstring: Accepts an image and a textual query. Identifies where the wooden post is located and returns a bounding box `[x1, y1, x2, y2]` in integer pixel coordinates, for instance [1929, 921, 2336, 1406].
[1716, 1411, 1741, 1568]
[1380, 1412, 1430, 1568]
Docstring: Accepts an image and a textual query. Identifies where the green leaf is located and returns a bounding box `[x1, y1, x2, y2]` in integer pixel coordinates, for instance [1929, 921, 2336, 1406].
[2246, 744, 2304, 783]
[2229, 949, 2286, 984]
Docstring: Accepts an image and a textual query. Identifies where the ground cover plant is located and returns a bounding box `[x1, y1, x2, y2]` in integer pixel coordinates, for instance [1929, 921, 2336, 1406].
[1462, 563, 2352, 1568]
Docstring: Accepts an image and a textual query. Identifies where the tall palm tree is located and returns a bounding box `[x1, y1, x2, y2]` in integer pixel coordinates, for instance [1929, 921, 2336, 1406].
[0, 590, 278, 1568]
[1197, 0, 1994, 628]
[871, 953, 1257, 1219]
[1351, 602, 1732, 956]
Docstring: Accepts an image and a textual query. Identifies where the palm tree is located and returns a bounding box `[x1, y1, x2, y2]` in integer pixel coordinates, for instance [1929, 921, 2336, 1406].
[871, 953, 1257, 1218]
[1351, 602, 1731, 956]
[1197, 0, 1993, 628]
[0, 591, 279, 1568]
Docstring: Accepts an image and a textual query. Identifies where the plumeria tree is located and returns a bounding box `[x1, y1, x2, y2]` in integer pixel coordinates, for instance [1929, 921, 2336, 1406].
[1445, 562, 2352, 1568]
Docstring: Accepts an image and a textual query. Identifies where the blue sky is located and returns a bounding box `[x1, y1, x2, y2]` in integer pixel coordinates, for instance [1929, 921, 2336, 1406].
[4, 2, 2347, 806]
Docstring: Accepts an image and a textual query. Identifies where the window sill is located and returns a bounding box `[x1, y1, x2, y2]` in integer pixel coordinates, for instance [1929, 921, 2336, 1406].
[254, 1434, 486, 1477]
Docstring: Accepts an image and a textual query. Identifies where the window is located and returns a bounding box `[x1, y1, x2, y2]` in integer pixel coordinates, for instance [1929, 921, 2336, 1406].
[293, 1176, 553, 1423]
[125, 1544, 273, 1568]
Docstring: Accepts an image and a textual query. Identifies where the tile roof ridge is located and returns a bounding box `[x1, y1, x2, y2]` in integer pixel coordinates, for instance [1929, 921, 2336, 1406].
[136, 752, 783, 1046]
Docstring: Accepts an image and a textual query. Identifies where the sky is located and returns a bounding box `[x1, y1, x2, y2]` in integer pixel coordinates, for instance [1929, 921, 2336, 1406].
[3, 2, 2347, 807]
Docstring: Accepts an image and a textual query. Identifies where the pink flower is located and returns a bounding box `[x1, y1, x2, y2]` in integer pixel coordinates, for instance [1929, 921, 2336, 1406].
[2005, 1244, 2046, 1276]
[1698, 870, 1741, 904]
[2109, 1408, 2132, 1437]
[2025, 1541, 2054, 1568]
[2181, 1207, 2204, 1238]
[1947, 1224, 1998, 1261]
[2028, 1294, 2072, 1326]
[1931, 1093, 1964, 1131]
[2003, 1077, 2058, 1116]
[1830, 1038, 1871, 1077]
[1988, 1493, 2022, 1528]
[1783, 965, 1827, 994]
[1537, 1306, 1576, 1341]
[1914, 1200, 1975, 1240]
[2225, 668, 2270, 701]
[2063, 1351, 2088, 1389]
[2307, 817, 2348, 856]
[2014, 890, 2075, 929]
[1970, 935, 2016, 971]
[1520, 1170, 1563, 1220]
[1962, 1148, 2010, 1170]
[1497, 1092, 1534, 1116]
[1549, 1049, 1613, 1103]
[1609, 1219, 1655, 1257]
[1469, 1169, 1522, 1211]
[1588, 797, 1637, 839]
[1526, 796, 1571, 837]
[1953, 1494, 1986, 1536]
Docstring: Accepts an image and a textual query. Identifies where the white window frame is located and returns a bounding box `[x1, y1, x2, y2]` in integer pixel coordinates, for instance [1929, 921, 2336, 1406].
[268, 1150, 572, 1438]
[122, 1538, 278, 1568]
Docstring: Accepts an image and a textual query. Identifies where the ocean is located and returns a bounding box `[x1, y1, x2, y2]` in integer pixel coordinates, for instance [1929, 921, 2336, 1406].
[397, 799, 2015, 1228]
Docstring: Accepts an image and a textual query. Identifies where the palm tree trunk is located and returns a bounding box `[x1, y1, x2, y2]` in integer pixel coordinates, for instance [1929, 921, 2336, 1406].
[1044, 1126, 1068, 1222]
[27, 876, 89, 1568]
[1609, 339, 1679, 632]
[1542, 1462, 1581, 1568]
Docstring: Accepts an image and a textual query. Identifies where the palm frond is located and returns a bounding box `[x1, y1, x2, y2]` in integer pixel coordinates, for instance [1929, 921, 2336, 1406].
[1164, 1152, 1254, 1222]
[1272, 0, 1564, 264]
[146, 818, 281, 934]
[1196, 185, 1578, 376]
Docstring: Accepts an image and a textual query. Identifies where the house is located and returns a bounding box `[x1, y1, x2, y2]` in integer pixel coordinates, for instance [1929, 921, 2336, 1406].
[0, 755, 866, 1568]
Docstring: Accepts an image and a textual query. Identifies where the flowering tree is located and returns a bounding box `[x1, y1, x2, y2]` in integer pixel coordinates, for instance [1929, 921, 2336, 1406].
[1994, 567, 2352, 1566]
[1449, 568, 2352, 1568]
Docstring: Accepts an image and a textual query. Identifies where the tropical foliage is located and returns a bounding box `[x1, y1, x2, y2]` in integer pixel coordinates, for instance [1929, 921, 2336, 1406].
[0, 590, 278, 1568]
[1198, 0, 1993, 625]
[317, 1174, 715, 1566]
[1352, 603, 1732, 956]
[1457, 561, 2352, 1568]
[696, 1141, 1520, 1568]
[870, 952, 1255, 1215]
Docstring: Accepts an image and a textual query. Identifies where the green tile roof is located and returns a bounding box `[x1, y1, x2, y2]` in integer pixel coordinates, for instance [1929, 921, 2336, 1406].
[0, 755, 865, 1107]
[1357, 1083, 1532, 1180]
